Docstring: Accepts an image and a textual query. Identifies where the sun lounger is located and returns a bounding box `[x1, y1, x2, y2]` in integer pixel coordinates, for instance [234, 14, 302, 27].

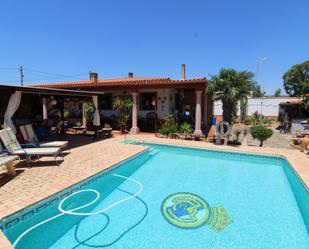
[0, 128, 62, 165]
[20, 124, 68, 149]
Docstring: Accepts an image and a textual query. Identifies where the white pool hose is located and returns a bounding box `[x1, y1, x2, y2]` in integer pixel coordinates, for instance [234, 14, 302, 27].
[13, 174, 143, 247]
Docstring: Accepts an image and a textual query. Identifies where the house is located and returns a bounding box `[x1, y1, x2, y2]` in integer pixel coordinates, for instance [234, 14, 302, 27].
[279, 98, 309, 133]
[33, 65, 211, 135]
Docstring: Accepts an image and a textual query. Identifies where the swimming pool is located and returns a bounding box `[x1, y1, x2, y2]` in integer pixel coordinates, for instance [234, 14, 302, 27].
[1, 143, 309, 249]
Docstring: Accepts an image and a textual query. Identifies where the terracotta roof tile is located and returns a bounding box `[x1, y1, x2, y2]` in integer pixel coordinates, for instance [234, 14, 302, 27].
[286, 99, 303, 103]
[280, 99, 303, 104]
[32, 77, 207, 89]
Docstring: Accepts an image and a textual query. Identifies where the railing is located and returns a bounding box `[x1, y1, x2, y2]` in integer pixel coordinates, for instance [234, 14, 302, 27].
[124, 129, 130, 144]
[123, 129, 145, 145]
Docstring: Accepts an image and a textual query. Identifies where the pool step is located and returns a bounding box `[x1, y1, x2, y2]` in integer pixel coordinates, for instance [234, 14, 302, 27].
[149, 148, 159, 156]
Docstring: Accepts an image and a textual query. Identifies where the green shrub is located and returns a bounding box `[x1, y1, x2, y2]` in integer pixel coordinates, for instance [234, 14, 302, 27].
[159, 114, 178, 136]
[63, 109, 70, 119]
[250, 125, 273, 147]
[179, 122, 193, 134]
[243, 117, 252, 125]
[84, 102, 95, 123]
[251, 111, 273, 126]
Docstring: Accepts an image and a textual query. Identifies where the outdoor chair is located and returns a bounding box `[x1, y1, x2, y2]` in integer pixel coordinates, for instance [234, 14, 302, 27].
[0, 128, 62, 166]
[93, 127, 113, 139]
[49, 120, 64, 134]
[20, 124, 68, 150]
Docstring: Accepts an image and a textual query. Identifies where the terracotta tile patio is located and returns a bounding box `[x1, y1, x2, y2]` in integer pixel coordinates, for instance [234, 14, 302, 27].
[0, 137, 147, 220]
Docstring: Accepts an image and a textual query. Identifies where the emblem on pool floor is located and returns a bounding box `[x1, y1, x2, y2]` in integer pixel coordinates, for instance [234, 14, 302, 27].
[161, 192, 232, 232]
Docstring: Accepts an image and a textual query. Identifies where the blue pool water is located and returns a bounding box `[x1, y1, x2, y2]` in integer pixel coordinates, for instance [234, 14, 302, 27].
[2, 143, 309, 249]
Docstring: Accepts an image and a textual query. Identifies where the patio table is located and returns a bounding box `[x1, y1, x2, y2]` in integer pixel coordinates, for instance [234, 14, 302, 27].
[71, 126, 85, 134]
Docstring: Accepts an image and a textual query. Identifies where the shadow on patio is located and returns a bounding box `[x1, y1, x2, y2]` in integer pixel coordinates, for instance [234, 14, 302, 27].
[47, 133, 113, 151]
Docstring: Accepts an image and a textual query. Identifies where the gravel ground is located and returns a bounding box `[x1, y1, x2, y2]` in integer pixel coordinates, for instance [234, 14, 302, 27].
[246, 128, 293, 149]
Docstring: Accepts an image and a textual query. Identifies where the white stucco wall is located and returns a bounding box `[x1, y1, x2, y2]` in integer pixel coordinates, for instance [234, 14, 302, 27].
[99, 89, 176, 119]
[214, 97, 298, 117]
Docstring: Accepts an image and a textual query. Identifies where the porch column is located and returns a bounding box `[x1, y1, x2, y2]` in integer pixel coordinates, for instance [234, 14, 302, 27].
[130, 91, 140, 134]
[203, 95, 208, 131]
[194, 90, 203, 135]
[42, 98, 48, 120]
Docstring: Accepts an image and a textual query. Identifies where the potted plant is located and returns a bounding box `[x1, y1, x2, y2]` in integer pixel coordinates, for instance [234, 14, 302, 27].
[179, 122, 193, 139]
[84, 102, 95, 131]
[159, 114, 178, 138]
[113, 96, 132, 133]
[63, 109, 70, 129]
[63, 109, 70, 120]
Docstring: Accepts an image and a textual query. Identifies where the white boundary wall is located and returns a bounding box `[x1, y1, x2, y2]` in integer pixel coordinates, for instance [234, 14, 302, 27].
[214, 97, 298, 117]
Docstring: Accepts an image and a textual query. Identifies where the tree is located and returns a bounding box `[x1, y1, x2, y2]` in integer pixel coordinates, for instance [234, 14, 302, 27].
[250, 125, 273, 147]
[113, 96, 132, 132]
[252, 84, 265, 97]
[283, 60, 309, 98]
[274, 88, 281, 97]
[207, 68, 255, 123]
[239, 97, 248, 123]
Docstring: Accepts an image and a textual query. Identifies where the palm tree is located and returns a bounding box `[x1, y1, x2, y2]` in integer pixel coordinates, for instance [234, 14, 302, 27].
[207, 68, 255, 123]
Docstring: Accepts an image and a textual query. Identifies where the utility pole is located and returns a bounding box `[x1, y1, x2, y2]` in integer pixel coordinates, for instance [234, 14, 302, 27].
[256, 57, 267, 113]
[20, 65, 24, 86]
[256, 57, 267, 86]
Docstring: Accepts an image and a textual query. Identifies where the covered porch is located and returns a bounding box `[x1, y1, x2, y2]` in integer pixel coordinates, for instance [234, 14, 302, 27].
[98, 88, 210, 133]
[128, 87, 210, 135]
[0, 84, 105, 142]
[33, 71, 211, 135]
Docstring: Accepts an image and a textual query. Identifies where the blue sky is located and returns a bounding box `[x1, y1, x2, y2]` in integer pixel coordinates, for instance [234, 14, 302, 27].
[0, 0, 308, 95]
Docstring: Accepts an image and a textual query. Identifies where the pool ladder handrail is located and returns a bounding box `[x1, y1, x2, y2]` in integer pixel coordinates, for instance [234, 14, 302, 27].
[124, 129, 130, 144]
[123, 129, 145, 145]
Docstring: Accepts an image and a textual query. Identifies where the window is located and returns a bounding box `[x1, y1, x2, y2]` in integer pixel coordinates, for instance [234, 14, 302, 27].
[101, 94, 113, 110]
[175, 93, 180, 110]
[139, 92, 157, 111]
